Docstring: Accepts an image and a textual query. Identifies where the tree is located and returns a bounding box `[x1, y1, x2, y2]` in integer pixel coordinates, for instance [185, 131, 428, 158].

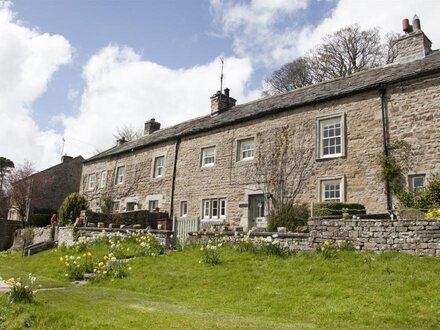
[264, 24, 400, 95]
[113, 124, 143, 144]
[0, 157, 14, 193]
[255, 124, 314, 214]
[6, 161, 48, 226]
[263, 58, 313, 96]
[58, 193, 89, 225]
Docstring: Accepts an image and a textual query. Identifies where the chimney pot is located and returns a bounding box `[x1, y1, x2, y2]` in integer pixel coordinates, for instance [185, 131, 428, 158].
[412, 14, 421, 30]
[402, 18, 412, 33]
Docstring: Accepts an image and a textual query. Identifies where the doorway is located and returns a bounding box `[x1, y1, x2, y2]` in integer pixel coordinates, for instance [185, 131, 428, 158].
[248, 194, 265, 228]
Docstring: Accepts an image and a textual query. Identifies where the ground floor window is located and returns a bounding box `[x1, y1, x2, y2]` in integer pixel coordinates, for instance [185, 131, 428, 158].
[126, 202, 137, 211]
[112, 201, 120, 212]
[409, 174, 425, 193]
[202, 198, 226, 219]
[148, 200, 159, 211]
[319, 177, 344, 202]
[180, 201, 188, 217]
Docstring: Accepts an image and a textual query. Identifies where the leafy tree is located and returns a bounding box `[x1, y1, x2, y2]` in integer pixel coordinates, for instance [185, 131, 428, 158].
[0, 157, 14, 193]
[58, 193, 89, 225]
[264, 24, 399, 95]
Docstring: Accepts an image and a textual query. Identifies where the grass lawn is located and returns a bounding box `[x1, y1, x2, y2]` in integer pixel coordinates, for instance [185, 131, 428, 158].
[0, 244, 440, 329]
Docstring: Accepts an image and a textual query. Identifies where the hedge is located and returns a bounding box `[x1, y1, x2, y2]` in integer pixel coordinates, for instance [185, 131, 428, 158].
[313, 202, 366, 217]
[29, 213, 51, 227]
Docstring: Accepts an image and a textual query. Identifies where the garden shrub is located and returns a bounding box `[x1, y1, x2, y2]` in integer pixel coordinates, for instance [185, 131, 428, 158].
[100, 194, 112, 214]
[426, 209, 440, 220]
[313, 202, 366, 217]
[268, 203, 309, 232]
[58, 193, 89, 225]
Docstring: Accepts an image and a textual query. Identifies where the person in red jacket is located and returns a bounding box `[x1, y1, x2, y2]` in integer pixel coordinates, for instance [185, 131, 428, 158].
[50, 214, 57, 225]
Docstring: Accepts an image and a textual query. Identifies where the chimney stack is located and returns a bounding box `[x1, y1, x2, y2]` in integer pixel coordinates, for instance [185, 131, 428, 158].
[116, 137, 127, 146]
[396, 15, 432, 63]
[144, 118, 161, 136]
[61, 155, 73, 163]
[210, 88, 236, 115]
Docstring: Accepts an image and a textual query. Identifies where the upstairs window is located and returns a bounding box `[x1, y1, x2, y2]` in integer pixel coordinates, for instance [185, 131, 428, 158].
[154, 156, 165, 178]
[238, 138, 255, 161]
[88, 174, 96, 190]
[317, 115, 345, 159]
[100, 171, 107, 188]
[115, 166, 125, 185]
[409, 174, 425, 193]
[201, 146, 215, 167]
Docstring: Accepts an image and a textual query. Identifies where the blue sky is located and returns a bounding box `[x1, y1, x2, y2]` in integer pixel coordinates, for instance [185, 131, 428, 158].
[1, 0, 440, 170]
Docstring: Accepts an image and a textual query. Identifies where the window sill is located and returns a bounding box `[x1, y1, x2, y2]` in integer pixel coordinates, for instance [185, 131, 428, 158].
[315, 154, 345, 161]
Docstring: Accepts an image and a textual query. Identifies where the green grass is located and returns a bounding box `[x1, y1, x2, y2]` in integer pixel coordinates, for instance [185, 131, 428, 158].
[1, 245, 440, 329]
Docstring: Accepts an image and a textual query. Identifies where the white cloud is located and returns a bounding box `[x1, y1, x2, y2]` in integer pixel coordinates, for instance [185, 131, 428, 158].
[296, 0, 440, 56]
[0, 4, 72, 170]
[61, 45, 260, 158]
[210, 0, 309, 66]
[211, 0, 440, 66]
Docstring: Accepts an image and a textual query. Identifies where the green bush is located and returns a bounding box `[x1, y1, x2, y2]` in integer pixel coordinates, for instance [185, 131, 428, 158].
[397, 174, 440, 211]
[313, 202, 366, 217]
[58, 193, 89, 226]
[268, 204, 309, 232]
[29, 214, 50, 227]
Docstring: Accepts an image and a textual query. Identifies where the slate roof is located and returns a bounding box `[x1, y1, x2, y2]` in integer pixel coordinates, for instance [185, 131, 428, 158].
[85, 51, 440, 163]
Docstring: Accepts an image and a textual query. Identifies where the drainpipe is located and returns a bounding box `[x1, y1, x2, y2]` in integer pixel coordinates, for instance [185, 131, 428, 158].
[169, 136, 181, 220]
[379, 86, 393, 213]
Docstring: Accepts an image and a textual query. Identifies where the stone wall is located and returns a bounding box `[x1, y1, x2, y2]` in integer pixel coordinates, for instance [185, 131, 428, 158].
[309, 218, 440, 257]
[187, 231, 311, 252]
[0, 220, 22, 251]
[83, 209, 169, 229]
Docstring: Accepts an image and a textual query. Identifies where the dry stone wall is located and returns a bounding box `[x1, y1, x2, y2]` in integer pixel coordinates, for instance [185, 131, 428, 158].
[309, 218, 440, 257]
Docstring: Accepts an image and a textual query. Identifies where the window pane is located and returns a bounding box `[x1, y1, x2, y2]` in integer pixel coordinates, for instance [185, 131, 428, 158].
[320, 117, 342, 157]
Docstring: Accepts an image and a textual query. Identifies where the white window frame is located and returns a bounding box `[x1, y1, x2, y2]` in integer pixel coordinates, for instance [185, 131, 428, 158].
[317, 114, 345, 159]
[112, 201, 120, 212]
[180, 201, 188, 217]
[153, 156, 165, 178]
[88, 173, 96, 191]
[318, 177, 345, 202]
[115, 166, 125, 185]
[202, 198, 227, 219]
[201, 146, 216, 167]
[409, 174, 425, 193]
[237, 138, 255, 161]
[126, 202, 137, 212]
[100, 171, 107, 188]
[148, 200, 159, 211]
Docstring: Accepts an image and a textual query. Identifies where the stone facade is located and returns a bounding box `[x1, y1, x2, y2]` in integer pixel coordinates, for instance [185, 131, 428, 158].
[8, 155, 84, 221]
[80, 22, 440, 230]
[309, 218, 440, 257]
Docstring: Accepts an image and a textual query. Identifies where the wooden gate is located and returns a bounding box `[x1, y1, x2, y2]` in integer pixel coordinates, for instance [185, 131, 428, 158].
[173, 217, 200, 246]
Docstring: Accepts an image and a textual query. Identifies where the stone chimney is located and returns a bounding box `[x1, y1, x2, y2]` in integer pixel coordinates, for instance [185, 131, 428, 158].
[144, 118, 161, 136]
[61, 155, 73, 163]
[397, 15, 432, 63]
[116, 137, 127, 146]
[210, 88, 236, 115]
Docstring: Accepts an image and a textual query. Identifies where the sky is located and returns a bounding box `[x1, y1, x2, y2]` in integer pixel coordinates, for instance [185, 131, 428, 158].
[1, 0, 440, 171]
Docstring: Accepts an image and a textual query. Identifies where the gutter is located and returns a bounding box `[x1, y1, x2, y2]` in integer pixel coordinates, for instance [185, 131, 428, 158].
[169, 136, 181, 220]
[378, 86, 393, 212]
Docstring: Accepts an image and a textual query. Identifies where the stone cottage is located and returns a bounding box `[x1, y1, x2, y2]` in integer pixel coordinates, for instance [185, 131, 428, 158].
[8, 155, 84, 221]
[80, 17, 440, 229]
